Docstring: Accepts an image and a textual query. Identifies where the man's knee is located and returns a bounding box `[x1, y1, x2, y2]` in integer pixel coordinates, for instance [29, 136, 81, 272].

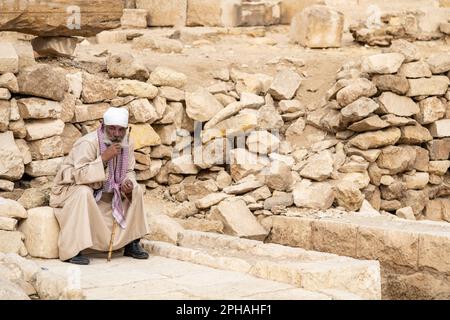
[73, 185, 95, 200]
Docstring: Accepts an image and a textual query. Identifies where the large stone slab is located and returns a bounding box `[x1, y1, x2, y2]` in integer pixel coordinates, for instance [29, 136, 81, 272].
[185, 88, 223, 122]
[28, 136, 64, 161]
[293, 180, 334, 210]
[18, 207, 59, 259]
[0, 43, 18, 74]
[136, 0, 187, 27]
[290, 5, 344, 48]
[186, 0, 242, 27]
[17, 98, 61, 119]
[0, 0, 124, 37]
[0, 131, 24, 181]
[25, 157, 64, 177]
[210, 199, 268, 240]
[73, 103, 110, 123]
[129, 124, 161, 149]
[268, 69, 302, 100]
[0, 230, 27, 256]
[17, 65, 68, 101]
[428, 119, 450, 138]
[25, 119, 65, 141]
[406, 76, 450, 96]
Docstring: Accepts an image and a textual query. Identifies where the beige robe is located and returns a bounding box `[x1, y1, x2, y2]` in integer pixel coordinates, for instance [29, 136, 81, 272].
[50, 131, 149, 261]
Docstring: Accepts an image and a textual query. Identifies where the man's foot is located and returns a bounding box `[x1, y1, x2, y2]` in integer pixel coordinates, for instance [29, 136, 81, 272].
[124, 239, 149, 259]
[64, 252, 90, 265]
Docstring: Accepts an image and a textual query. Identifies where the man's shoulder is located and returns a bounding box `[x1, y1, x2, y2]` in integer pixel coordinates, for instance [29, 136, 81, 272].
[73, 131, 98, 148]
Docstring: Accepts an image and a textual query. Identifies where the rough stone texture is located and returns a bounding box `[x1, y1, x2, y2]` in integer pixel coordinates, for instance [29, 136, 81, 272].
[136, 0, 187, 27]
[361, 53, 405, 74]
[25, 119, 65, 141]
[428, 119, 450, 138]
[17, 65, 68, 102]
[28, 136, 64, 160]
[398, 61, 432, 79]
[378, 92, 419, 117]
[399, 125, 433, 144]
[186, 88, 224, 122]
[300, 150, 333, 181]
[246, 130, 280, 154]
[268, 69, 302, 100]
[290, 5, 344, 48]
[120, 9, 148, 29]
[426, 53, 450, 74]
[81, 73, 116, 103]
[371, 74, 410, 95]
[348, 127, 401, 150]
[106, 53, 149, 81]
[128, 99, 158, 124]
[415, 97, 446, 124]
[265, 160, 294, 192]
[210, 199, 268, 240]
[388, 39, 421, 63]
[293, 180, 334, 210]
[348, 115, 389, 132]
[25, 157, 64, 177]
[0, 131, 24, 181]
[18, 207, 59, 259]
[336, 78, 377, 107]
[129, 124, 161, 149]
[149, 67, 187, 89]
[0, 230, 27, 256]
[144, 214, 184, 244]
[341, 97, 379, 123]
[335, 182, 364, 211]
[0, 43, 18, 74]
[377, 146, 416, 175]
[406, 76, 450, 96]
[186, 0, 242, 27]
[0, 0, 123, 37]
[17, 188, 47, 210]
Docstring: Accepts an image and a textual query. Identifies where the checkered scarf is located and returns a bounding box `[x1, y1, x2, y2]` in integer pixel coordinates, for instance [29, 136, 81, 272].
[94, 124, 129, 229]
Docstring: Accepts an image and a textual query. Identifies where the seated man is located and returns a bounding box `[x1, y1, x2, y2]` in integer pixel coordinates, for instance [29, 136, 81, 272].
[50, 107, 149, 265]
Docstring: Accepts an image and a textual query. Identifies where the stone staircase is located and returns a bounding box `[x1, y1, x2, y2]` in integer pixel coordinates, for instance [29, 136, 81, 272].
[142, 230, 382, 299]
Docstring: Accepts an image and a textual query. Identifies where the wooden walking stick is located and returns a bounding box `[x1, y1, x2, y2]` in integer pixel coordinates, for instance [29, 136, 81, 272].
[107, 220, 117, 262]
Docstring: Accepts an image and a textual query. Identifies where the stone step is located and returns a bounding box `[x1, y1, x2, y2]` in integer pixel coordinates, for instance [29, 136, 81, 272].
[141, 230, 382, 299]
[267, 214, 450, 299]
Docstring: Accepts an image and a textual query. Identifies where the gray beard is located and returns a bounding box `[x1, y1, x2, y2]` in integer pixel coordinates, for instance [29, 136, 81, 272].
[103, 129, 128, 147]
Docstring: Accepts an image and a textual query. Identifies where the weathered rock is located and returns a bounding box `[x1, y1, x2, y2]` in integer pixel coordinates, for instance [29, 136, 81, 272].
[81, 73, 116, 103]
[17, 188, 47, 210]
[280, 0, 325, 24]
[17, 65, 68, 101]
[403, 172, 429, 190]
[0, 198, 27, 219]
[401, 189, 428, 215]
[120, 9, 148, 28]
[18, 207, 59, 259]
[426, 138, 450, 160]
[341, 97, 379, 123]
[14, 139, 31, 165]
[128, 99, 158, 124]
[396, 207, 416, 220]
[348, 127, 401, 150]
[73, 103, 110, 123]
[377, 145, 416, 174]
[424, 198, 450, 222]
[381, 114, 417, 127]
[293, 180, 334, 210]
[169, 155, 199, 175]
[0, 100, 10, 131]
[66, 72, 82, 99]
[388, 39, 420, 62]
[428, 160, 450, 176]
[229, 148, 270, 182]
[149, 67, 187, 89]
[210, 199, 268, 240]
[0, 131, 24, 181]
[0, 73, 18, 93]
[398, 61, 432, 78]
[106, 53, 149, 81]
[268, 69, 302, 100]
[335, 181, 364, 211]
[61, 124, 81, 155]
[0, 230, 27, 256]
[428, 119, 450, 138]
[0, 43, 18, 74]
[336, 78, 377, 107]
[223, 178, 264, 195]
[116, 80, 157, 99]
[0, 0, 123, 37]
[348, 115, 390, 132]
[378, 92, 419, 117]
[132, 35, 183, 53]
[0, 216, 17, 231]
[345, 147, 381, 163]
[25, 119, 65, 141]
[361, 53, 404, 74]
[25, 157, 64, 177]
[258, 105, 284, 130]
[406, 76, 450, 96]
[186, 0, 242, 27]
[415, 97, 446, 124]
[246, 130, 280, 154]
[33, 269, 85, 299]
[371, 74, 410, 95]
[144, 214, 184, 244]
[289, 5, 344, 48]
[265, 160, 294, 192]
[286, 123, 327, 150]
[0, 180, 14, 192]
[203, 113, 258, 142]
[0, 277, 29, 300]
[399, 125, 433, 144]
[28, 136, 64, 160]
[426, 53, 450, 74]
[264, 192, 293, 210]
[186, 88, 223, 122]
[130, 124, 161, 149]
[195, 192, 232, 209]
[300, 150, 333, 181]
[136, 0, 187, 27]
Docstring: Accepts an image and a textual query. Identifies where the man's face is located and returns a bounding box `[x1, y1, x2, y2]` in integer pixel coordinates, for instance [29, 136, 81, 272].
[105, 125, 126, 143]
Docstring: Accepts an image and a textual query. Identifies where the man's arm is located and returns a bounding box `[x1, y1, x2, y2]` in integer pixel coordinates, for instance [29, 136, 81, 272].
[72, 140, 106, 185]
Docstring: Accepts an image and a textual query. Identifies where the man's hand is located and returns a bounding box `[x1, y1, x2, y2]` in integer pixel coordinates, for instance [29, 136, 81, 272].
[121, 179, 134, 195]
[101, 143, 121, 162]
